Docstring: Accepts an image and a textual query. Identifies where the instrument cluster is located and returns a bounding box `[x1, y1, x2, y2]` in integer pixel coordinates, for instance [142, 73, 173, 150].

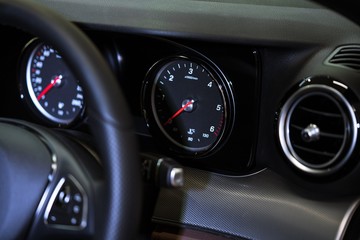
[17, 33, 260, 174]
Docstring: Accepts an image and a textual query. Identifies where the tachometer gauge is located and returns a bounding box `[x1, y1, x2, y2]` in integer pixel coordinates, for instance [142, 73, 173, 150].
[142, 56, 234, 157]
[19, 40, 85, 126]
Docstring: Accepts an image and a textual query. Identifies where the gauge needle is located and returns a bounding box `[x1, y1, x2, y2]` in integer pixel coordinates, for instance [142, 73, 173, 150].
[37, 75, 62, 101]
[164, 99, 195, 126]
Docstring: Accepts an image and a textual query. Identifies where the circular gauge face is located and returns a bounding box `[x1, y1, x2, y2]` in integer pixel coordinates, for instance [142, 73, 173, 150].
[142, 57, 234, 156]
[22, 41, 85, 126]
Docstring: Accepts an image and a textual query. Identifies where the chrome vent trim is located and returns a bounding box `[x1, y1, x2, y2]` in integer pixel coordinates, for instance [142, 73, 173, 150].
[278, 83, 358, 175]
[326, 45, 360, 71]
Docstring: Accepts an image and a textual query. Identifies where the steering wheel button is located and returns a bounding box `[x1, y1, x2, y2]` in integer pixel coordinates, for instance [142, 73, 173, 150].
[58, 190, 71, 204]
[73, 205, 80, 214]
[70, 217, 77, 225]
[44, 176, 87, 229]
[73, 193, 82, 203]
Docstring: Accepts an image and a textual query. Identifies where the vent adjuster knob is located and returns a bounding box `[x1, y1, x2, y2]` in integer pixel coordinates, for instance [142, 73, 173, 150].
[301, 124, 320, 142]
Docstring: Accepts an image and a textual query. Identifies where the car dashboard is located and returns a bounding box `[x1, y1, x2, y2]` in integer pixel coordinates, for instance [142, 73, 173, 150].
[2, 0, 360, 239]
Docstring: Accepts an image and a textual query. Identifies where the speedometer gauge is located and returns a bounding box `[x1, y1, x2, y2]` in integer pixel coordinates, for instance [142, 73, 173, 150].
[142, 56, 234, 157]
[19, 40, 85, 126]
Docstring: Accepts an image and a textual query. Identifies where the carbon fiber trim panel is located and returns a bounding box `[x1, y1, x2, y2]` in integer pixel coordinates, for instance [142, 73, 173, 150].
[153, 168, 358, 240]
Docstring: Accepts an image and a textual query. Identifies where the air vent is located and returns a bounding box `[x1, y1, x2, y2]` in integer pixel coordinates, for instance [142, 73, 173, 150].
[326, 45, 360, 71]
[278, 78, 358, 175]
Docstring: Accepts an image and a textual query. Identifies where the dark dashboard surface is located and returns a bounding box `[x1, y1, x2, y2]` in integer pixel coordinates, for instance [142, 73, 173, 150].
[3, 0, 360, 239]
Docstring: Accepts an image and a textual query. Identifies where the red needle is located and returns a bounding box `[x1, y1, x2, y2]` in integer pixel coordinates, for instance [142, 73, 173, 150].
[37, 75, 62, 101]
[164, 100, 194, 126]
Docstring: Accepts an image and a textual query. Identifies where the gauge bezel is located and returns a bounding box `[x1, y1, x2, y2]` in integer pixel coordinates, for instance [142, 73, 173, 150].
[141, 55, 235, 158]
[18, 38, 86, 127]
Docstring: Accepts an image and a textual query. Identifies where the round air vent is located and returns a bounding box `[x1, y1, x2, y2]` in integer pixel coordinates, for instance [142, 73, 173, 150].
[278, 77, 358, 176]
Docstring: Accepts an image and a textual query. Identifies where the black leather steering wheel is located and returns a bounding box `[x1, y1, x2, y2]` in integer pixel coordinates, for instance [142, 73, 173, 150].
[0, 0, 141, 239]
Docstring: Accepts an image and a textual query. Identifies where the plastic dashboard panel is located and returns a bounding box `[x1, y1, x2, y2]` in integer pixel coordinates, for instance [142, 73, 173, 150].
[153, 168, 360, 240]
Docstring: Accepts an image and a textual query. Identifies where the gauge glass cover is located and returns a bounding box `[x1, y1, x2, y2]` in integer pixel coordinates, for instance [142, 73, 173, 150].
[24, 41, 84, 125]
[144, 57, 233, 156]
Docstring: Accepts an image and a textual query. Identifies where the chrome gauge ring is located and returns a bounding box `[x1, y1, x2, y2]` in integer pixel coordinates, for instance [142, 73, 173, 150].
[20, 40, 85, 126]
[142, 56, 234, 157]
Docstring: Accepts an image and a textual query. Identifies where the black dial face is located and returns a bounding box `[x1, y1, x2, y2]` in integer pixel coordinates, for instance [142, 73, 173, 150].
[22, 41, 84, 125]
[143, 57, 234, 156]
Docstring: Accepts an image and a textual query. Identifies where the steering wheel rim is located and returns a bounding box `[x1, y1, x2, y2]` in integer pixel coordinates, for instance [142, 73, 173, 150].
[0, 0, 142, 239]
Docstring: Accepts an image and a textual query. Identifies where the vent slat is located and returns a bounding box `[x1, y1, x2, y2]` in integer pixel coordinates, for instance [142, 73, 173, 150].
[330, 58, 360, 64]
[298, 106, 342, 118]
[293, 144, 336, 157]
[331, 55, 360, 60]
[339, 48, 360, 53]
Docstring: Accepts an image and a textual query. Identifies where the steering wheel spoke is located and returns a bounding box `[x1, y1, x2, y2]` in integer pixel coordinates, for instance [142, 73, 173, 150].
[0, 119, 105, 240]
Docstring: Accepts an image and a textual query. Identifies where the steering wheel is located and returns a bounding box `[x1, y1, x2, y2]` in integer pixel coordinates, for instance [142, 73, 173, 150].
[0, 0, 141, 239]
